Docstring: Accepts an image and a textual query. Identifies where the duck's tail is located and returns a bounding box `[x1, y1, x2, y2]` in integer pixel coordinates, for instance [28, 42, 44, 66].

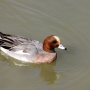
[0, 32, 14, 49]
[0, 32, 4, 45]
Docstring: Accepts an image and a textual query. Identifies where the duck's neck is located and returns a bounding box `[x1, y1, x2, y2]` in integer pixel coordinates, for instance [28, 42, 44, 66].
[43, 44, 55, 53]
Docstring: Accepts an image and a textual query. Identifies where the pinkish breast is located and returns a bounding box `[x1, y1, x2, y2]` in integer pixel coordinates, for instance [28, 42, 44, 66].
[33, 53, 56, 63]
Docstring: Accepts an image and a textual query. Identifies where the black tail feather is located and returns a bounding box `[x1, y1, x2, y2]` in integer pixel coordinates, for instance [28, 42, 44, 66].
[0, 32, 14, 49]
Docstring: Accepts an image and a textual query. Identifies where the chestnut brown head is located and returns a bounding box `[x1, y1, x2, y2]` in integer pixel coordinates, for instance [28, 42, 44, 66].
[43, 35, 67, 53]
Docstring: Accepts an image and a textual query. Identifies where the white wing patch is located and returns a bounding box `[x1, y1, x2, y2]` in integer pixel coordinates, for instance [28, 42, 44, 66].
[0, 47, 31, 62]
[1, 47, 7, 53]
[15, 50, 30, 55]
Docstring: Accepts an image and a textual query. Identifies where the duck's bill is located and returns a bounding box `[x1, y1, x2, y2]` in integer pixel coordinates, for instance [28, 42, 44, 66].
[58, 44, 67, 50]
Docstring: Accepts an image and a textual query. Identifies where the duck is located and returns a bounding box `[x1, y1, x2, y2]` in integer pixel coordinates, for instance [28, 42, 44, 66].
[0, 32, 67, 63]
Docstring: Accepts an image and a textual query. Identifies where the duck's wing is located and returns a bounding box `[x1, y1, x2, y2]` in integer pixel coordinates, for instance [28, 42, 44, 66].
[0, 32, 42, 55]
[11, 43, 38, 55]
[0, 32, 30, 51]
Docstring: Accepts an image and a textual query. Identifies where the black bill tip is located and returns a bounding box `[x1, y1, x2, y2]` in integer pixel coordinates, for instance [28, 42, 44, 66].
[65, 48, 67, 50]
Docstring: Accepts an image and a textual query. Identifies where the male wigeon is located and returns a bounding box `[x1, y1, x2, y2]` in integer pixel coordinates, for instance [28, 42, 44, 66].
[0, 32, 67, 63]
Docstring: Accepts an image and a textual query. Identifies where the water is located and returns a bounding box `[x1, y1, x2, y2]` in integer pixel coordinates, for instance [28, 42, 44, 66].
[0, 0, 90, 90]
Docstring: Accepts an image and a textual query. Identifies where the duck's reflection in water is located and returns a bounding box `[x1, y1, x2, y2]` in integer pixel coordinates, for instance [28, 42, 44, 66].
[39, 62, 57, 84]
[0, 51, 59, 84]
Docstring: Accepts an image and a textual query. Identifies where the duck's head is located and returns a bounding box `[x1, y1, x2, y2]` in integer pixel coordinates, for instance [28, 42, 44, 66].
[43, 35, 67, 53]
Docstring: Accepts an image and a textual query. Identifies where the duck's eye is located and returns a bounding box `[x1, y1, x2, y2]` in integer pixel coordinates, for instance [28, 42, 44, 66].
[52, 40, 57, 44]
